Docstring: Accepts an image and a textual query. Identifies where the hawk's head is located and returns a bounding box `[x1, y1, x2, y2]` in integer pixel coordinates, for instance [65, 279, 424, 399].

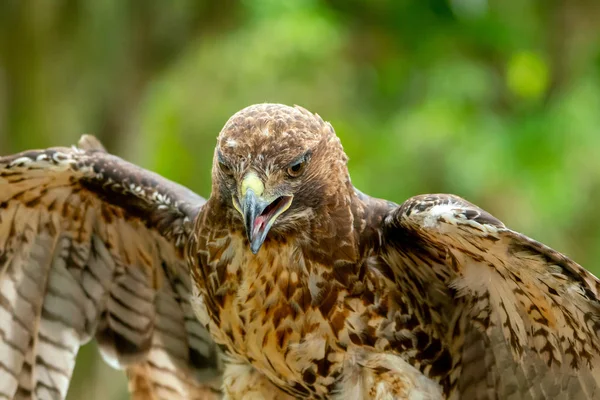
[212, 103, 350, 254]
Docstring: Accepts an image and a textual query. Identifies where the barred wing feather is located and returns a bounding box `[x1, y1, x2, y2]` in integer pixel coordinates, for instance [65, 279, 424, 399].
[382, 194, 600, 399]
[0, 136, 221, 399]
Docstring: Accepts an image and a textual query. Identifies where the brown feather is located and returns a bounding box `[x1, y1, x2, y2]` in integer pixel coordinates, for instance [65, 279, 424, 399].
[0, 139, 221, 399]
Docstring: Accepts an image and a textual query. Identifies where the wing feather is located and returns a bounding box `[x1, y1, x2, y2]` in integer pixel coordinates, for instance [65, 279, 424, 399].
[0, 137, 221, 399]
[381, 193, 600, 399]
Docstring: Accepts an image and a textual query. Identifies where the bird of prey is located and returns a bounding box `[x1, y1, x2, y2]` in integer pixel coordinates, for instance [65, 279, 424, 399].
[1, 104, 600, 400]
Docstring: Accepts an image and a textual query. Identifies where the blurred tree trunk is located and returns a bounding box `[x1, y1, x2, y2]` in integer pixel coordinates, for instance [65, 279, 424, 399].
[0, 0, 241, 153]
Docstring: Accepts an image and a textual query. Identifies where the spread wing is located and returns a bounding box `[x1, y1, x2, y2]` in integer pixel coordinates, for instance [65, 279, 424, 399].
[380, 194, 600, 399]
[0, 136, 221, 399]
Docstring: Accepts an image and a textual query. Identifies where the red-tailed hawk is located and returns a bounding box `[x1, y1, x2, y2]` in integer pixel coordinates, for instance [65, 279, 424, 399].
[2, 104, 600, 399]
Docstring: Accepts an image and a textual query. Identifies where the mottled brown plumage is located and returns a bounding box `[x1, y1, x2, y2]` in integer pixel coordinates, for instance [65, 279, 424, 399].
[2, 104, 600, 399]
[0, 137, 221, 399]
[188, 103, 600, 399]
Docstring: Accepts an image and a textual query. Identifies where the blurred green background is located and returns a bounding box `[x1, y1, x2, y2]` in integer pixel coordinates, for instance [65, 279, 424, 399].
[1, 0, 600, 398]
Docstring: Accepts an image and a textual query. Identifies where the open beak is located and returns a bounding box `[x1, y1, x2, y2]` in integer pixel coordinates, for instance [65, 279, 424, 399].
[233, 173, 293, 254]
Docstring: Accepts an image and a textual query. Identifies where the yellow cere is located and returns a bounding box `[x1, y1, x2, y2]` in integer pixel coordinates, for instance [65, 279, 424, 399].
[241, 171, 264, 197]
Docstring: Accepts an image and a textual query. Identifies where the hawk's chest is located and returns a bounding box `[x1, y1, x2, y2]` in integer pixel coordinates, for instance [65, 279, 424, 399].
[204, 234, 345, 395]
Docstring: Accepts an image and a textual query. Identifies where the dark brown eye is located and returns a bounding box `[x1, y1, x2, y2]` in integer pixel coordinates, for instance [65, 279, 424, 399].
[217, 151, 234, 177]
[219, 161, 234, 176]
[287, 160, 306, 178]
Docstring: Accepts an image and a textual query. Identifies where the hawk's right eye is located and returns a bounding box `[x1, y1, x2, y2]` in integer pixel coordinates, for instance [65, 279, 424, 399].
[219, 161, 234, 177]
[217, 152, 234, 177]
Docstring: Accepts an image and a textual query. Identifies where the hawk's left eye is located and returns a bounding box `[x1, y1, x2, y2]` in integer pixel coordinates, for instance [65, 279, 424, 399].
[287, 159, 307, 178]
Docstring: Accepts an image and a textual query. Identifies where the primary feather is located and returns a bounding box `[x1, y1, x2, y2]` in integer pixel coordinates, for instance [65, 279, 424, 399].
[0, 139, 221, 399]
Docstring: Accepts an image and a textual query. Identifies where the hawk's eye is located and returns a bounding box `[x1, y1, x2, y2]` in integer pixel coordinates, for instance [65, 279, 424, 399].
[219, 161, 234, 177]
[286, 159, 307, 178]
[217, 151, 234, 177]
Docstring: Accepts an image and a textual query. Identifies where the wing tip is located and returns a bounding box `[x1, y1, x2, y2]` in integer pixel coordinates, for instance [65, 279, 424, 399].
[77, 134, 107, 152]
[397, 194, 505, 231]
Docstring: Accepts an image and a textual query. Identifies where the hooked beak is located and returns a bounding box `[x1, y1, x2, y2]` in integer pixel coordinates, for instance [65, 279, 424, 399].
[233, 174, 293, 254]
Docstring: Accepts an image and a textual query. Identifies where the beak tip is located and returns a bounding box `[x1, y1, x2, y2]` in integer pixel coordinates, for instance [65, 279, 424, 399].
[250, 242, 261, 255]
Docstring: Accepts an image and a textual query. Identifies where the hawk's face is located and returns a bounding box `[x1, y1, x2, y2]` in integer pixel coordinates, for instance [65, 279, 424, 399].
[211, 103, 348, 254]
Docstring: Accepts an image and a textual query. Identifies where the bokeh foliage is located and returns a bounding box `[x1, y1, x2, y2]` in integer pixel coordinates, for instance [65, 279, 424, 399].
[1, 0, 600, 398]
